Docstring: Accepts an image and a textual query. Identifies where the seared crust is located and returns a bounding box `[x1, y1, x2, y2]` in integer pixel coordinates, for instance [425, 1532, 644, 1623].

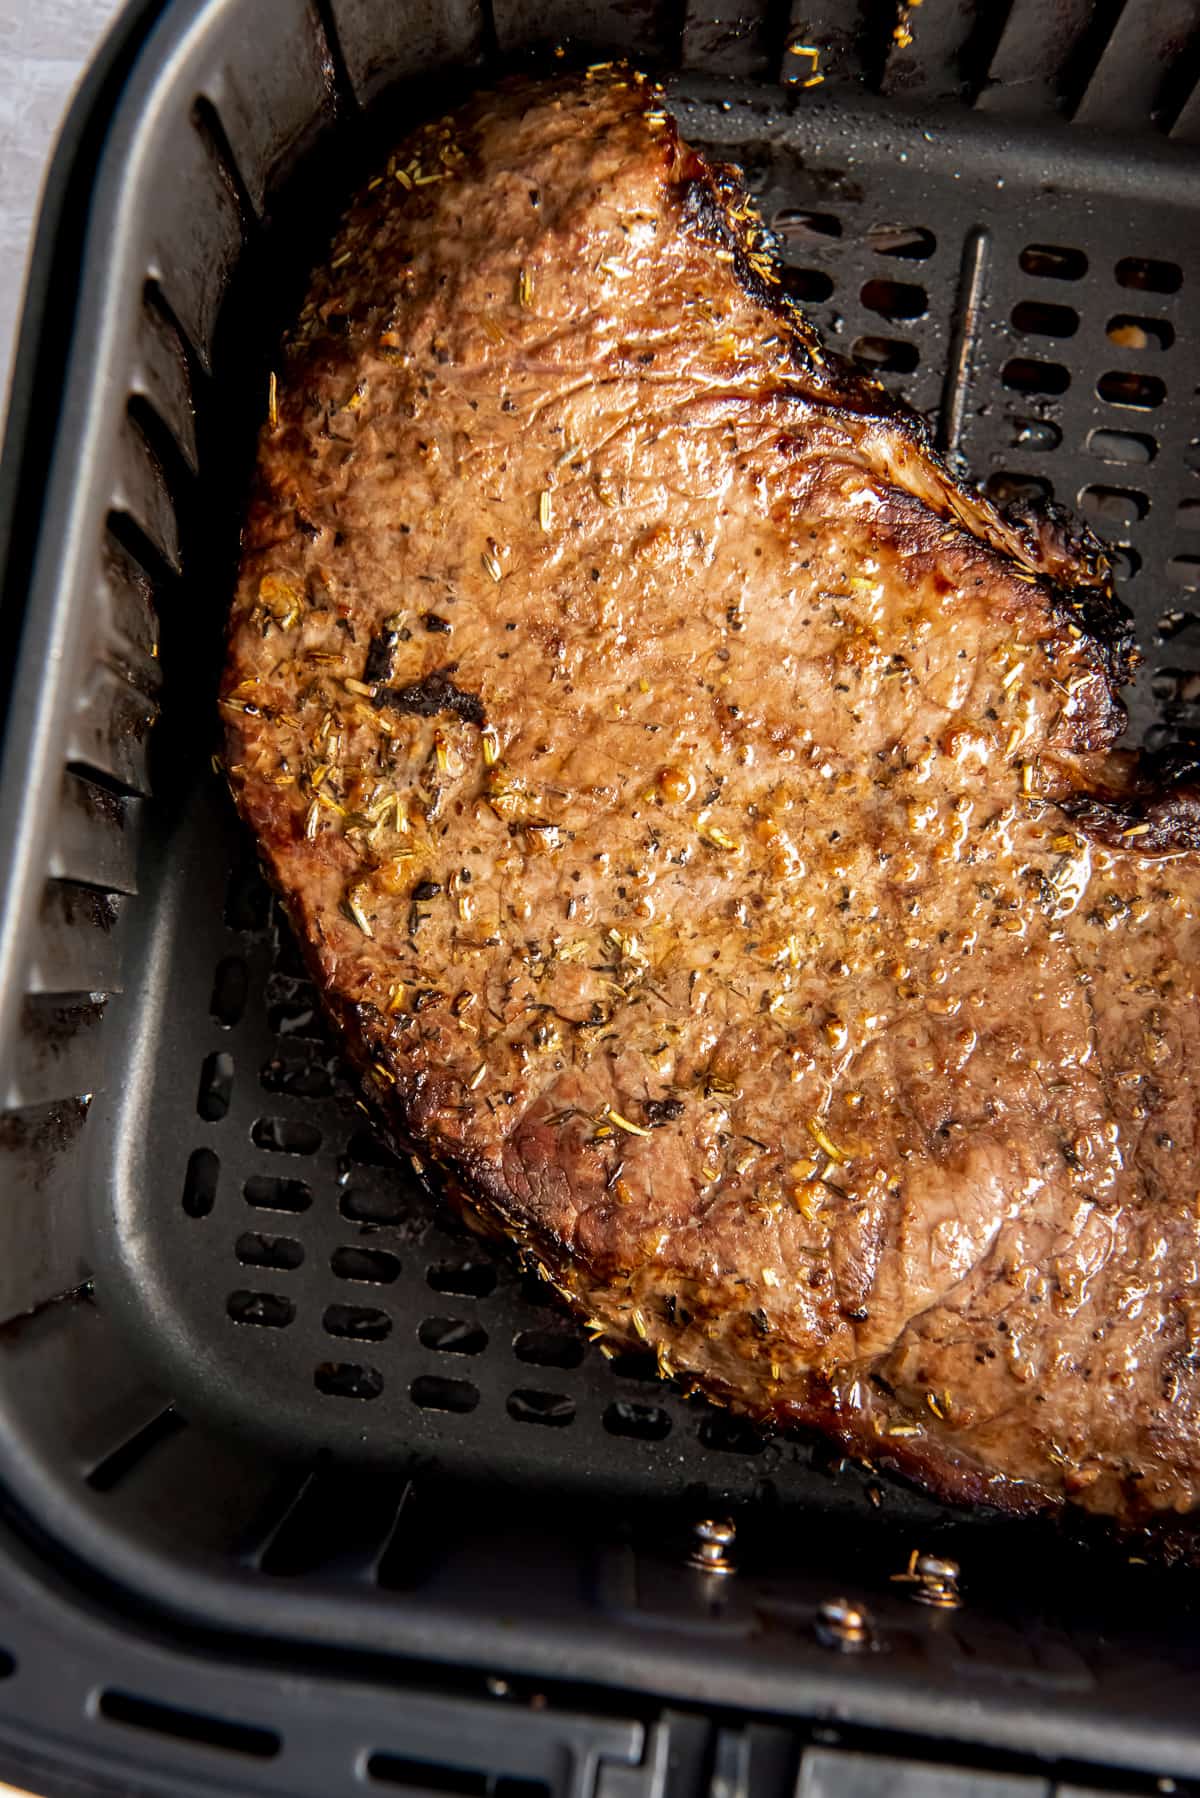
[223, 71, 1200, 1525]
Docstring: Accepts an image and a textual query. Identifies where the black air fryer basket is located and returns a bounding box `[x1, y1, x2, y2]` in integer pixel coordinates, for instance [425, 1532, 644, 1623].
[2, 1, 1200, 1792]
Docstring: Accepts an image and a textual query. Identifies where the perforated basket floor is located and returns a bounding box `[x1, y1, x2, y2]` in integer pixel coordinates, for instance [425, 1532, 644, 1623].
[91, 78, 1200, 1506]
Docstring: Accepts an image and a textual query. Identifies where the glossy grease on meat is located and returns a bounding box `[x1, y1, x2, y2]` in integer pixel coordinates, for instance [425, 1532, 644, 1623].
[224, 71, 1200, 1524]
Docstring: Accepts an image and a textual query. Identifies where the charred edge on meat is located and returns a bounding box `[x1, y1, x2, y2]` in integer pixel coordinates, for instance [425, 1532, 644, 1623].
[675, 156, 925, 439]
[1060, 750, 1200, 854]
[376, 663, 485, 726]
[674, 140, 1140, 713]
[1002, 497, 1138, 701]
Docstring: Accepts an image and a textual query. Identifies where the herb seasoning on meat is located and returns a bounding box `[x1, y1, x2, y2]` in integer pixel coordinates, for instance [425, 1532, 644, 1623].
[223, 69, 1200, 1526]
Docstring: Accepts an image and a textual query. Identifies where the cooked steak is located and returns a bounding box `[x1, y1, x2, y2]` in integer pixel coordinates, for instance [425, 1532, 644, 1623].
[223, 69, 1200, 1525]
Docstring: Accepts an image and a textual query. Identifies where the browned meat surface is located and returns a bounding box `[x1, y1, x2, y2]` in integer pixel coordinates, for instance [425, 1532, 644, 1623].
[222, 69, 1200, 1525]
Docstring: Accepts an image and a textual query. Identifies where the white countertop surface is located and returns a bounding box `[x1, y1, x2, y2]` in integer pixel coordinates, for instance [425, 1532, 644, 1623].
[0, 0, 125, 428]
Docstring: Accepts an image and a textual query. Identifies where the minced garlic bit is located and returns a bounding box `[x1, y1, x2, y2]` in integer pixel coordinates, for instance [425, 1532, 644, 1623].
[793, 1186, 824, 1222]
[434, 732, 460, 776]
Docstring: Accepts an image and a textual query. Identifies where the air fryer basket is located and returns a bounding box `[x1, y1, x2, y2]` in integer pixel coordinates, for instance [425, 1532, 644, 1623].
[2, 0, 1200, 1791]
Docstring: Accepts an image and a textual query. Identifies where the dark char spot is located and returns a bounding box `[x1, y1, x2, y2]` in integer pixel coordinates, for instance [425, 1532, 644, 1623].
[376, 664, 484, 727]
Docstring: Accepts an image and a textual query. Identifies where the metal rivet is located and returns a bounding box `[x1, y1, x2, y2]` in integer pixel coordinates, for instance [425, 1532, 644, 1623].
[893, 1549, 962, 1609]
[815, 1597, 873, 1651]
[688, 1516, 736, 1575]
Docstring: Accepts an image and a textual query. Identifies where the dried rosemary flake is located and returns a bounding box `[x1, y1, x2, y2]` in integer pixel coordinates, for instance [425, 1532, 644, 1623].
[806, 1117, 849, 1164]
[346, 885, 374, 937]
[539, 489, 552, 532]
[481, 548, 504, 583]
[518, 265, 534, 308]
[304, 799, 320, 841]
[468, 1064, 487, 1091]
[697, 816, 741, 852]
[606, 1106, 653, 1138]
[267, 370, 278, 430]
